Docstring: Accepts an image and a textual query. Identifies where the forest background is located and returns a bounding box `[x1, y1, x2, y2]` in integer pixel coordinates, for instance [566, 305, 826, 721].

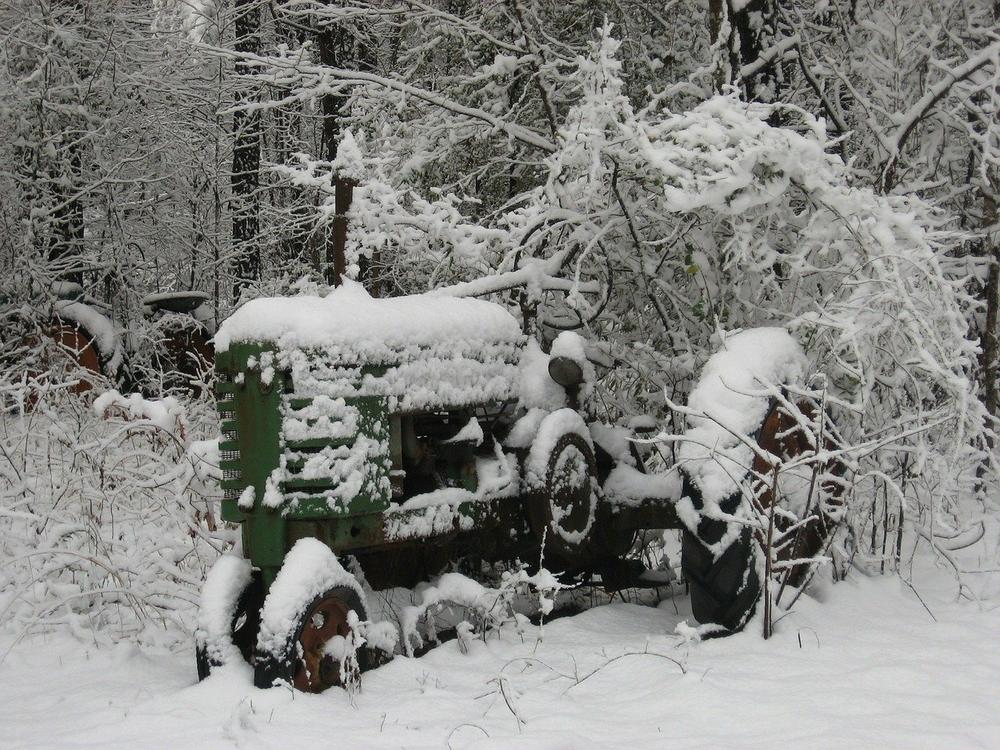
[1, 0, 999, 649]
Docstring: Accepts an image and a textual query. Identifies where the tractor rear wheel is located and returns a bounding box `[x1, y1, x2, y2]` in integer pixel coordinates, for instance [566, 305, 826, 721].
[680, 399, 842, 633]
[681, 527, 760, 633]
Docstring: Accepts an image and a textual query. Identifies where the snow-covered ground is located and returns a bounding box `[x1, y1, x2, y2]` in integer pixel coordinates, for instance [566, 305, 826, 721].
[3, 566, 998, 750]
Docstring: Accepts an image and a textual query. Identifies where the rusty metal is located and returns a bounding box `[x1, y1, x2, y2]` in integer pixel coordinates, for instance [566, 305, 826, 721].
[143, 292, 214, 395]
[46, 322, 102, 392]
[330, 177, 354, 286]
[293, 588, 364, 693]
[752, 400, 846, 586]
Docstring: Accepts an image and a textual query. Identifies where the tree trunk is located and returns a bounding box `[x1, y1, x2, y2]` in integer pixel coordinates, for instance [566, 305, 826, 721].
[272, 15, 310, 266]
[981, 195, 999, 440]
[47, 143, 85, 287]
[318, 15, 348, 286]
[975, 0, 1000, 485]
[231, 0, 262, 298]
[708, 0, 783, 103]
[45, 0, 88, 288]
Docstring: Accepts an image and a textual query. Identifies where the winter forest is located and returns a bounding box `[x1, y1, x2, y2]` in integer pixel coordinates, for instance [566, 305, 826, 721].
[2, 0, 1000, 747]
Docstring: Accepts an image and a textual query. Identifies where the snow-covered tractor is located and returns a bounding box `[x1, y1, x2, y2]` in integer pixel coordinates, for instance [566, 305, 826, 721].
[196, 281, 834, 692]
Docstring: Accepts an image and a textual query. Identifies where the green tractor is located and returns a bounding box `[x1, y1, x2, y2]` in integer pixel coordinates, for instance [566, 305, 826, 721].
[195, 281, 826, 692]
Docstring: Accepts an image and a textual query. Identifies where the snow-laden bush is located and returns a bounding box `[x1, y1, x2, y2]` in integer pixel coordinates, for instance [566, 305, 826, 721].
[516, 31, 994, 589]
[0, 372, 228, 649]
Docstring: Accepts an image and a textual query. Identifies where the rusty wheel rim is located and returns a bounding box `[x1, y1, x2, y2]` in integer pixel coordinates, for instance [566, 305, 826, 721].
[293, 594, 355, 693]
[751, 400, 846, 585]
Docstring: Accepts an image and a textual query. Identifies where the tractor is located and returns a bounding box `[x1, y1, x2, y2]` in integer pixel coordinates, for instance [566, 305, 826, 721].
[195, 279, 828, 692]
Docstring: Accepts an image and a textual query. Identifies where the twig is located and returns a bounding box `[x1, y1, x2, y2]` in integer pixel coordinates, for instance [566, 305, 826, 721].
[563, 649, 686, 695]
[900, 578, 937, 622]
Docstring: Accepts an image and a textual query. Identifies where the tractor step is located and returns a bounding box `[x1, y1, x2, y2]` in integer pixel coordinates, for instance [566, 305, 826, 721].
[636, 568, 677, 586]
[597, 559, 677, 591]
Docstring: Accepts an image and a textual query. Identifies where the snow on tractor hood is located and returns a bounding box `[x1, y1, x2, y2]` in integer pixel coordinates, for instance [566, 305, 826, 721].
[215, 280, 526, 412]
[215, 279, 523, 356]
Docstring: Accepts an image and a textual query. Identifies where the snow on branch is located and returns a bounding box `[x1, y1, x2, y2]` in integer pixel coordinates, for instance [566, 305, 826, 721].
[432, 249, 602, 298]
[879, 41, 1000, 188]
[208, 47, 557, 154]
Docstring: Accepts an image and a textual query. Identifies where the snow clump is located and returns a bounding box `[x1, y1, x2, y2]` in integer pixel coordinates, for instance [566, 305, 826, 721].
[675, 327, 806, 531]
[215, 278, 521, 357]
[194, 555, 252, 668]
[53, 299, 123, 374]
[255, 538, 368, 660]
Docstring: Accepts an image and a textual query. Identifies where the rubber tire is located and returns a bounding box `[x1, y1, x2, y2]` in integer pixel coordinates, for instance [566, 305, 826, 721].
[527, 430, 599, 563]
[253, 585, 369, 691]
[678, 466, 761, 634]
[196, 571, 265, 680]
[679, 396, 839, 633]
[681, 528, 760, 633]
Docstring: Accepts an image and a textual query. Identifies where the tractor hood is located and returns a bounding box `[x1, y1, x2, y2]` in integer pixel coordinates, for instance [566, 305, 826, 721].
[215, 279, 522, 356]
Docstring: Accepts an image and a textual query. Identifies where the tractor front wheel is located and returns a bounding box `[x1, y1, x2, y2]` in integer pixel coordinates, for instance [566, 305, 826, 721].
[281, 586, 368, 693]
[253, 538, 372, 692]
[195, 555, 264, 679]
[526, 409, 599, 563]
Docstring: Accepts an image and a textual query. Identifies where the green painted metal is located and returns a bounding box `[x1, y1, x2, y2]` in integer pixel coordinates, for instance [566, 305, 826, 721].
[286, 514, 385, 553]
[280, 392, 391, 517]
[215, 346, 396, 574]
[216, 343, 286, 571]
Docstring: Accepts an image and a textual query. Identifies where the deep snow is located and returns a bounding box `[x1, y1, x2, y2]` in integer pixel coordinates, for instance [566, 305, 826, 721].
[3, 566, 998, 750]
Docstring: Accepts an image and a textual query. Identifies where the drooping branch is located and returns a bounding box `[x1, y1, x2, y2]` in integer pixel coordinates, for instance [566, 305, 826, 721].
[432, 249, 601, 299]
[209, 47, 558, 154]
[878, 41, 1000, 192]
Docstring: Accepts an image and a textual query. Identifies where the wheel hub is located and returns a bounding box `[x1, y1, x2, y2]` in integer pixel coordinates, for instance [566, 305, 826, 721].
[294, 595, 355, 693]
